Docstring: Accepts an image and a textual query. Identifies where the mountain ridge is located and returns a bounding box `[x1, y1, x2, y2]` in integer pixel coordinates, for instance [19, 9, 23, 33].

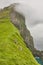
[0, 4, 40, 65]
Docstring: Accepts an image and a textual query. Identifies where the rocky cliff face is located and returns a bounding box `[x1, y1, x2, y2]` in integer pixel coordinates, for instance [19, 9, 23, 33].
[33, 49, 43, 61]
[10, 6, 34, 52]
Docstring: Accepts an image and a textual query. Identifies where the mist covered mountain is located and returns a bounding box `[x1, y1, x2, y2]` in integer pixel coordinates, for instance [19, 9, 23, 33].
[0, 4, 40, 65]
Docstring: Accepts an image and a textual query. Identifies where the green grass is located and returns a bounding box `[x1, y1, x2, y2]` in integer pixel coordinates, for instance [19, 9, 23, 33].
[0, 8, 40, 65]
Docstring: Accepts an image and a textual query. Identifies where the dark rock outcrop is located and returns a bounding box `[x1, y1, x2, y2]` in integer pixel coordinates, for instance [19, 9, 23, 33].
[40, 51, 43, 61]
[33, 48, 43, 61]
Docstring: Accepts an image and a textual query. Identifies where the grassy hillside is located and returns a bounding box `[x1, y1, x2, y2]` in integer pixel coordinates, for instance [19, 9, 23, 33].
[0, 7, 40, 65]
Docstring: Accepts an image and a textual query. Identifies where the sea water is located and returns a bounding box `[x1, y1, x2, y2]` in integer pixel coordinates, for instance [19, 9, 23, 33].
[35, 57, 43, 65]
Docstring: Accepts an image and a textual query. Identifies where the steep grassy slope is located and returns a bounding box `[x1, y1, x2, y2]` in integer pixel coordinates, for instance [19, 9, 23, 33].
[0, 7, 40, 65]
[10, 10, 34, 52]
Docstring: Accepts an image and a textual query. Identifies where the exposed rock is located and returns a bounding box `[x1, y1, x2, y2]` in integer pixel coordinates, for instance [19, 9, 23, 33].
[10, 6, 34, 52]
[33, 48, 43, 61]
[40, 51, 43, 61]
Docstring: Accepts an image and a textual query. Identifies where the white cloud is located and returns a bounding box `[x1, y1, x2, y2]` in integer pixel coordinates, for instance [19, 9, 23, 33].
[30, 24, 43, 50]
[0, 0, 25, 8]
[30, 24, 43, 38]
[34, 38, 43, 51]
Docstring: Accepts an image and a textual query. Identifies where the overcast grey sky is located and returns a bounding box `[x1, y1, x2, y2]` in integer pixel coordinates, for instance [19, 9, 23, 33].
[0, 0, 43, 51]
